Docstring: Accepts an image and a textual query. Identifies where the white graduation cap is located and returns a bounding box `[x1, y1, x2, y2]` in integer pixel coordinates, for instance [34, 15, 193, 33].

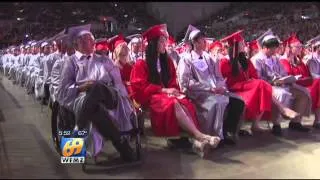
[182, 24, 200, 43]
[41, 41, 49, 48]
[27, 41, 33, 45]
[31, 41, 37, 47]
[305, 34, 320, 48]
[262, 34, 277, 44]
[68, 24, 92, 41]
[126, 34, 142, 51]
[51, 28, 68, 42]
[189, 29, 201, 41]
[256, 28, 274, 46]
[175, 41, 185, 48]
[9, 46, 15, 51]
[127, 34, 142, 42]
[35, 38, 47, 47]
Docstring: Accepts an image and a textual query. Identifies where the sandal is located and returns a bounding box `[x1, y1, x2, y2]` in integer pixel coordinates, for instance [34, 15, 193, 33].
[281, 107, 300, 120]
[203, 135, 221, 149]
[192, 139, 211, 159]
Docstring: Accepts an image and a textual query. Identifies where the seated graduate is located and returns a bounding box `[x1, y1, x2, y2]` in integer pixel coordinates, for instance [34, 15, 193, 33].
[16, 45, 28, 86]
[57, 24, 136, 161]
[279, 34, 320, 129]
[303, 37, 320, 79]
[2, 49, 10, 76]
[166, 36, 180, 68]
[208, 41, 229, 62]
[219, 31, 284, 135]
[127, 34, 143, 63]
[108, 34, 135, 97]
[42, 38, 62, 105]
[50, 30, 69, 104]
[19, 45, 32, 87]
[251, 34, 311, 134]
[35, 41, 52, 102]
[13, 45, 25, 85]
[177, 27, 245, 144]
[130, 24, 221, 157]
[25, 42, 41, 94]
[8, 47, 21, 83]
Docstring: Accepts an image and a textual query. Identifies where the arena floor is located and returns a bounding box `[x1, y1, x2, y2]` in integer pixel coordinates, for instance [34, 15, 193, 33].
[1, 74, 320, 179]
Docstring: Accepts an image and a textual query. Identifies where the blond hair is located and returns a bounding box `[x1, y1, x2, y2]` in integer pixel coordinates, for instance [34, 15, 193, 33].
[113, 42, 133, 68]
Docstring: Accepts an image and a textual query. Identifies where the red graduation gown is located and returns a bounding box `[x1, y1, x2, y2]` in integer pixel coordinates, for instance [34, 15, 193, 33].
[119, 63, 134, 97]
[280, 59, 320, 110]
[219, 58, 273, 120]
[130, 58, 199, 137]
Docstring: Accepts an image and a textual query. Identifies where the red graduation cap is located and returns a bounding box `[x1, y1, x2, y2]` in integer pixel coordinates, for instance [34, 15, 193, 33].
[220, 30, 244, 45]
[142, 24, 169, 42]
[168, 35, 176, 46]
[175, 46, 184, 54]
[209, 41, 223, 51]
[95, 42, 109, 51]
[249, 40, 259, 51]
[284, 33, 301, 47]
[107, 34, 126, 52]
[220, 30, 245, 59]
[95, 38, 109, 51]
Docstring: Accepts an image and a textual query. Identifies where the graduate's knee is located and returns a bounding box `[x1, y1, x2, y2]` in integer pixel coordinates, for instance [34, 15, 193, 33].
[88, 82, 118, 109]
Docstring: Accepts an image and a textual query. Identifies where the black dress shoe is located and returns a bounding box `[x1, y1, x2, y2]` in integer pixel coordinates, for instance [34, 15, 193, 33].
[223, 138, 236, 145]
[113, 139, 135, 162]
[217, 140, 225, 148]
[272, 124, 282, 136]
[223, 132, 237, 145]
[289, 122, 310, 132]
[239, 129, 252, 137]
[313, 122, 320, 129]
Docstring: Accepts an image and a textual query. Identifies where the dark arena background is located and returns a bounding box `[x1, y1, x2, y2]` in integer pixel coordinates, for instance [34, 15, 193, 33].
[1, 2, 320, 179]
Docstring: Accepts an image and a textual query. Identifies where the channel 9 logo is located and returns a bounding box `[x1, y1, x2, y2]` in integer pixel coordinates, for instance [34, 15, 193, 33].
[60, 137, 86, 164]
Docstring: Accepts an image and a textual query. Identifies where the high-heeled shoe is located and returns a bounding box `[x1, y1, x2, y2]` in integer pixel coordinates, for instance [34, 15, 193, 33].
[192, 139, 211, 158]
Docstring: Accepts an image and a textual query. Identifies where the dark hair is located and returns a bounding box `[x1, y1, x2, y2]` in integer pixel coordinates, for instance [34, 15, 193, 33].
[146, 37, 171, 87]
[262, 38, 280, 49]
[191, 32, 205, 50]
[229, 42, 249, 76]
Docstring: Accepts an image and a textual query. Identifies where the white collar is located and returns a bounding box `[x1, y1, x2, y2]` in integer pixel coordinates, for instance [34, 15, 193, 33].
[131, 51, 141, 56]
[75, 51, 83, 60]
[191, 50, 204, 60]
[75, 50, 93, 60]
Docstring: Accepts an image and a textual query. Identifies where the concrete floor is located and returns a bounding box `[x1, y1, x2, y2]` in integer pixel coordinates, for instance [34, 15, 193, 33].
[1, 74, 320, 179]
